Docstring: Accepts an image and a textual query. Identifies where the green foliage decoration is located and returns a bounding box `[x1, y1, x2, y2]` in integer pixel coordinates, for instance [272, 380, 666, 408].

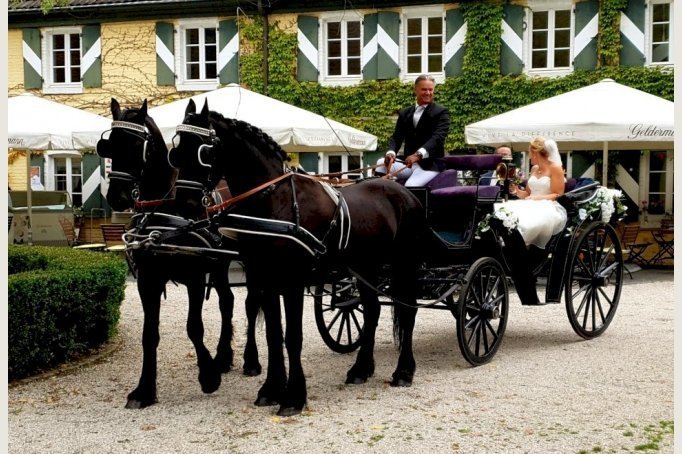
[233, 5, 673, 154]
[8, 245, 128, 380]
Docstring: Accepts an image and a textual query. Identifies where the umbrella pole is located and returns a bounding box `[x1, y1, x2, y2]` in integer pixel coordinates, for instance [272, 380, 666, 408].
[602, 142, 609, 187]
[26, 149, 33, 245]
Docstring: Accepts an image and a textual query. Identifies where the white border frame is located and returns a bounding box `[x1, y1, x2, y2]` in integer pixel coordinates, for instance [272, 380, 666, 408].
[319, 11, 364, 87]
[524, 0, 574, 77]
[401, 5, 446, 84]
[646, 0, 675, 66]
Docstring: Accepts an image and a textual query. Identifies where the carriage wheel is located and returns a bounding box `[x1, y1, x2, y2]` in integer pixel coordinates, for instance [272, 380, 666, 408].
[313, 275, 363, 354]
[565, 222, 623, 339]
[455, 257, 509, 366]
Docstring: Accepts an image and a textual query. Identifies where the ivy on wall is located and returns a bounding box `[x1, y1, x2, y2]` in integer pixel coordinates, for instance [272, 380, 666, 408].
[598, 0, 629, 67]
[237, 5, 673, 154]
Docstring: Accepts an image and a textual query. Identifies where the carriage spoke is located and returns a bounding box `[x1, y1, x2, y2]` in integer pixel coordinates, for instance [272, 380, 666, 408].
[597, 286, 615, 308]
[334, 312, 348, 345]
[581, 289, 592, 330]
[349, 309, 363, 334]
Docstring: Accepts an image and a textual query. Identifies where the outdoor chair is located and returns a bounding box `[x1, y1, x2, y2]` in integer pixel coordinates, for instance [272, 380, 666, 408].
[619, 223, 651, 276]
[100, 223, 127, 253]
[649, 216, 674, 266]
[58, 215, 105, 250]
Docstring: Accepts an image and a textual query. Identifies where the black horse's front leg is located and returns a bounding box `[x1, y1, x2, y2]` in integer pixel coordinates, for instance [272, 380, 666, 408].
[346, 280, 379, 385]
[242, 283, 263, 377]
[255, 289, 287, 407]
[277, 287, 307, 417]
[186, 275, 222, 394]
[126, 271, 163, 409]
[390, 267, 418, 387]
[212, 268, 235, 374]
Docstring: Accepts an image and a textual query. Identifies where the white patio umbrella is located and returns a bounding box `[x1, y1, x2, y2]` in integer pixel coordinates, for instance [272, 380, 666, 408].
[8, 93, 111, 244]
[148, 83, 377, 152]
[464, 78, 674, 181]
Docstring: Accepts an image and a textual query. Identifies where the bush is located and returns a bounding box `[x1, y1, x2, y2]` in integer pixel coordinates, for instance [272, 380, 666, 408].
[8, 245, 128, 380]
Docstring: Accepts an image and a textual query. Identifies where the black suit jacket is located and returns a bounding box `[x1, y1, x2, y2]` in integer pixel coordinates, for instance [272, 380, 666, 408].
[388, 102, 450, 171]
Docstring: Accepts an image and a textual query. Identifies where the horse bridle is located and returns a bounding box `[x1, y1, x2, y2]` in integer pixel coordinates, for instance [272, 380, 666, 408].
[99, 120, 154, 201]
[170, 123, 222, 208]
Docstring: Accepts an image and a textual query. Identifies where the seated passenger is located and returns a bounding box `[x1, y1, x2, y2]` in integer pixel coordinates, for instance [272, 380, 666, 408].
[479, 146, 512, 186]
[498, 137, 567, 249]
[374, 74, 450, 187]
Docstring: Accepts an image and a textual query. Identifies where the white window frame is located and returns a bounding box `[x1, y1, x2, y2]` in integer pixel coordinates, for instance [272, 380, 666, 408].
[319, 11, 363, 87]
[639, 149, 674, 225]
[321, 153, 364, 179]
[175, 19, 219, 91]
[646, 0, 674, 66]
[44, 151, 83, 207]
[401, 6, 445, 83]
[42, 27, 84, 94]
[524, 0, 574, 77]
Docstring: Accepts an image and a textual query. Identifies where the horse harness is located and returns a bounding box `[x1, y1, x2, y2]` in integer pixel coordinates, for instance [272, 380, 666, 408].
[170, 123, 352, 258]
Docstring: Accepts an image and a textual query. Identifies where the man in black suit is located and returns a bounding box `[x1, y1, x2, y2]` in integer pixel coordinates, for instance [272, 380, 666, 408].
[375, 74, 450, 187]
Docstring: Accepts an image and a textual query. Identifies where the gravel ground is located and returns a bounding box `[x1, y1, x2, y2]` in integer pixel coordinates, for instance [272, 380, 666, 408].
[9, 268, 674, 453]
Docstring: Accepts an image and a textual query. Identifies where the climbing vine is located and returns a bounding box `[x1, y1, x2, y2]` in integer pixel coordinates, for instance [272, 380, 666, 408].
[235, 4, 673, 153]
[598, 0, 629, 67]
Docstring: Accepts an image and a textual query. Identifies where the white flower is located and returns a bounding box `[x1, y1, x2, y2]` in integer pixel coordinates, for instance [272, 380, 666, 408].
[578, 208, 587, 220]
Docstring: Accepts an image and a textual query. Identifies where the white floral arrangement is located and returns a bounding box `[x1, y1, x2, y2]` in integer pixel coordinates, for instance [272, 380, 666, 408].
[573, 187, 627, 225]
[475, 206, 520, 238]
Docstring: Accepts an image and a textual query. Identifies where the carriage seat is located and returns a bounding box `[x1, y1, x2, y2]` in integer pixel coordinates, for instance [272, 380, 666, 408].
[429, 154, 503, 206]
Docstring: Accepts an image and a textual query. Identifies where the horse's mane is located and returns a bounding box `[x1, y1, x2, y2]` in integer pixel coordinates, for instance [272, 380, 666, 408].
[207, 110, 288, 163]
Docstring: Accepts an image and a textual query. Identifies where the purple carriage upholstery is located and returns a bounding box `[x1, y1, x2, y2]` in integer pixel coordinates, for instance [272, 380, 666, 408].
[430, 154, 503, 203]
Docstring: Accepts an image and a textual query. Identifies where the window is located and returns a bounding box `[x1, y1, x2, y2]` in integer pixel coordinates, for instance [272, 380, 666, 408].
[176, 20, 219, 91]
[319, 12, 363, 86]
[529, 8, 572, 71]
[48, 155, 83, 207]
[647, 150, 670, 215]
[43, 27, 83, 94]
[405, 15, 444, 75]
[648, 1, 674, 64]
[326, 20, 361, 77]
[323, 153, 363, 179]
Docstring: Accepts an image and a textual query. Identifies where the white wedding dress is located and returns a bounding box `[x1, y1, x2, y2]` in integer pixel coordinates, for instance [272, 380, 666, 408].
[494, 175, 568, 248]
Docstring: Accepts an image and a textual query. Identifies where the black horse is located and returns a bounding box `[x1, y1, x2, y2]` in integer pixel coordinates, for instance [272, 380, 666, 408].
[169, 99, 426, 416]
[97, 99, 263, 409]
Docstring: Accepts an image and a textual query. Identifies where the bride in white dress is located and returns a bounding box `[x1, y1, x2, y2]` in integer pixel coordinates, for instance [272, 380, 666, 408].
[498, 137, 567, 248]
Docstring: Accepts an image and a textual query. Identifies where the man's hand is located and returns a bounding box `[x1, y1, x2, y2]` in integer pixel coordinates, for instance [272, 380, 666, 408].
[384, 154, 395, 173]
[404, 154, 420, 168]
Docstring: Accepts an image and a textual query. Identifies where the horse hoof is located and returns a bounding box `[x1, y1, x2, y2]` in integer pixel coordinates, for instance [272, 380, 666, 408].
[277, 406, 303, 417]
[199, 372, 221, 394]
[345, 376, 367, 385]
[243, 365, 262, 377]
[254, 396, 279, 407]
[125, 397, 156, 409]
[390, 377, 412, 387]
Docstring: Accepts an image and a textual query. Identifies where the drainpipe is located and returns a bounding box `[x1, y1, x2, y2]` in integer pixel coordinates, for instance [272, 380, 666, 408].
[258, 0, 269, 96]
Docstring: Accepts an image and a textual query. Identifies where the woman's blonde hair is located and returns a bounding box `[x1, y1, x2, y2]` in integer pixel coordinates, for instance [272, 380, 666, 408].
[529, 137, 549, 158]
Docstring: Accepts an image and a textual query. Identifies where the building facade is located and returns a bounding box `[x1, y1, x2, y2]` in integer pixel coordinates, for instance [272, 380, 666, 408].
[8, 0, 674, 223]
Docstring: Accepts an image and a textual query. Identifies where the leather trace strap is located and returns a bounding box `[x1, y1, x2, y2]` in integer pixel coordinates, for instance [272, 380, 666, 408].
[206, 172, 293, 215]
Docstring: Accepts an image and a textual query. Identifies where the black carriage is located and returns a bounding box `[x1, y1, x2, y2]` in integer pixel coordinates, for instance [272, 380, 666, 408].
[312, 154, 625, 366]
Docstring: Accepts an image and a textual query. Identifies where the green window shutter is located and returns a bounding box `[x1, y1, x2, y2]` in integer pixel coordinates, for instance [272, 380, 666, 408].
[81, 154, 102, 211]
[501, 5, 524, 75]
[362, 13, 378, 80]
[219, 19, 239, 84]
[573, 0, 598, 70]
[620, 0, 646, 66]
[444, 9, 466, 77]
[298, 152, 319, 173]
[156, 22, 175, 86]
[377, 12, 399, 80]
[82, 25, 102, 88]
[297, 15, 319, 82]
[22, 29, 42, 89]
